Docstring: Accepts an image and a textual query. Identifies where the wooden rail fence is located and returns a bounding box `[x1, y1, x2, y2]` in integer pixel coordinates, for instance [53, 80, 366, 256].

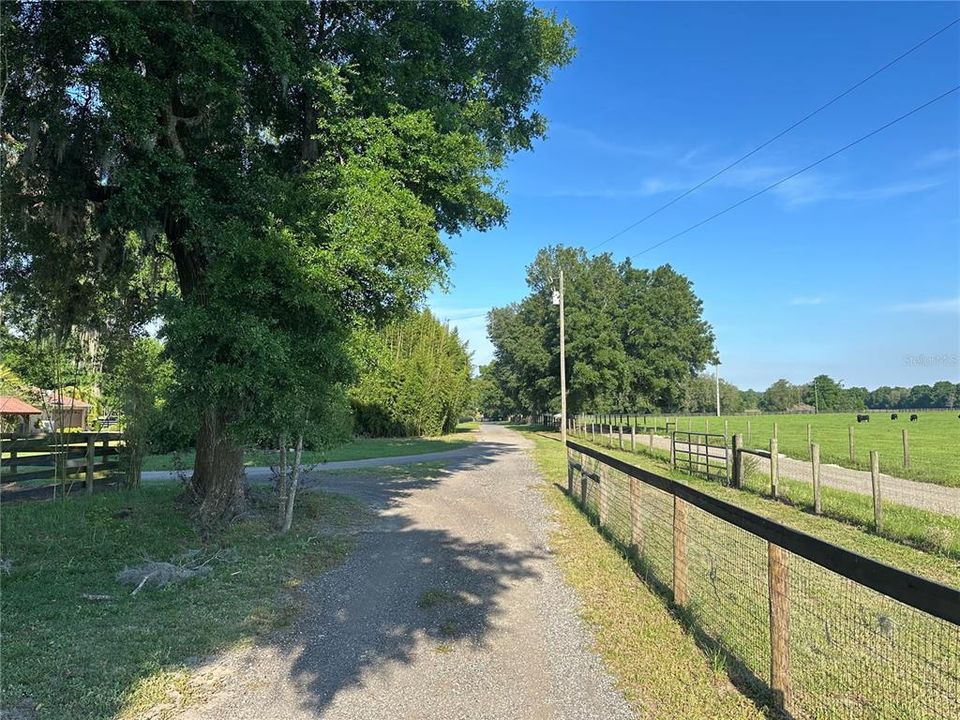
[1, 432, 124, 500]
[565, 439, 959, 718]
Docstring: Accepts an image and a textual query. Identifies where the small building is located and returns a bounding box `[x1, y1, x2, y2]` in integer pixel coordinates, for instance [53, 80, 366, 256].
[39, 391, 93, 430]
[0, 396, 43, 434]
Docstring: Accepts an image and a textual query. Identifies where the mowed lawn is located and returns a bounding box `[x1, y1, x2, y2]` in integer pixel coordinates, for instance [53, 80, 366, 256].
[0, 484, 366, 720]
[142, 422, 479, 472]
[598, 412, 960, 487]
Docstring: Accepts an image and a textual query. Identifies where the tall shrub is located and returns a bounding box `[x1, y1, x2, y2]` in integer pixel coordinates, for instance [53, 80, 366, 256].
[351, 311, 472, 437]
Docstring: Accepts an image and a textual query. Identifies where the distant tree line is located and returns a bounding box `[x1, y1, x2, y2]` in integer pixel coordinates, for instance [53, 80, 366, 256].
[679, 373, 960, 414]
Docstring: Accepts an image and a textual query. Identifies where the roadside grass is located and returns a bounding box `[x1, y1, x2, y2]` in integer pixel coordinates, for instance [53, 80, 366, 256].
[544, 428, 960, 583]
[589, 411, 960, 487]
[417, 588, 460, 608]
[519, 429, 769, 719]
[0, 483, 366, 720]
[141, 422, 478, 472]
[518, 428, 960, 719]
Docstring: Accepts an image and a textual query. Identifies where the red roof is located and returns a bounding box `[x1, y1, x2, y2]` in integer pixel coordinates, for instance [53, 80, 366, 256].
[0, 396, 42, 415]
[39, 390, 93, 409]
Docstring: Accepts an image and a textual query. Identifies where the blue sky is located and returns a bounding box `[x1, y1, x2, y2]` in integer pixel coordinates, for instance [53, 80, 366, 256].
[426, 1, 960, 391]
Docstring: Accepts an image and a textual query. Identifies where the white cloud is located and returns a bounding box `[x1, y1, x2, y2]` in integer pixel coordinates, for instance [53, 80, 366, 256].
[789, 296, 825, 306]
[917, 147, 960, 168]
[888, 297, 960, 314]
[773, 175, 945, 208]
[549, 123, 675, 159]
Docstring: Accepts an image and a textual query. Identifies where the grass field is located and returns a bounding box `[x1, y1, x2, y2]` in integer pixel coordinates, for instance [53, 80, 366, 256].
[0, 484, 366, 720]
[141, 422, 479, 472]
[516, 427, 960, 720]
[587, 411, 960, 487]
[572, 424, 960, 558]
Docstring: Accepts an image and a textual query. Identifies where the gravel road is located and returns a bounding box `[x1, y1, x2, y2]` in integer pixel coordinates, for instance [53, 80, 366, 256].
[594, 430, 959, 516]
[140, 446, 480, 483]
[179, 424, 634, 720]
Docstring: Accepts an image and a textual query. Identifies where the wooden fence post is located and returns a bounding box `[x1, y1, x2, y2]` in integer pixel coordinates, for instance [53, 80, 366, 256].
[811, 443, 821, 514]
[770, 438, 779, 498]
[724, 419, 729, 437]
[768, 543, 792, 712]
[648, 430, 654, 449]
[747, 420, 752, 446]
[629, 476, 641, 555]
[599, 469, 609, 526]
[848, 425, 856, 464]
[732, 433, 743, 488]
[806, 423, 812, 453]
[773, 421, 779, 441]
[870, 450, 882, 531]
[86, 435, 96, 494]
[567, 459, 574, 496]
[673, 496, 688, 606]
[670, 433, 676, 468]
[630, 424, 636, 452]
[618, 423, 624, 450]
[8, 446, 17, 476]
[902, 428, 910, 469]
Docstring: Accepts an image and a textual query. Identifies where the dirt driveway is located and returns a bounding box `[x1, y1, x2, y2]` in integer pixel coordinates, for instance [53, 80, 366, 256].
[179, 424, 634, 720]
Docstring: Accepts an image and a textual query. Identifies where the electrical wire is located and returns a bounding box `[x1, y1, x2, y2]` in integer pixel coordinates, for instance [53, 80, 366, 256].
[587, 16, 960, 254]
[627, 85, 960, 259]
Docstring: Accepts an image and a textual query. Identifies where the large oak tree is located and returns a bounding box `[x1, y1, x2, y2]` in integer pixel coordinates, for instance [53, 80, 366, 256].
[1, 1, 573, 521]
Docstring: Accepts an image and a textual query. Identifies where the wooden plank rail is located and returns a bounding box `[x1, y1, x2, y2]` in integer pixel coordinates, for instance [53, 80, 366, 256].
[566, 438, 960, 720]
[566, 439, 960, 625]
[1, 432, 124, 492]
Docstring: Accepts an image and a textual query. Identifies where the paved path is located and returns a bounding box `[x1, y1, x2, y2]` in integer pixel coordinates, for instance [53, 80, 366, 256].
[140, 446, 482, 483]
[587, 429, 959, 516]
[180, 424, 634, 720]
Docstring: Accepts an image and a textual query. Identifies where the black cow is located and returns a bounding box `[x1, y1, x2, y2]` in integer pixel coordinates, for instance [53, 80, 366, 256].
[890, 413, 898, 420]
[910, 414, 919, 422]
[856, 414, 870, 423]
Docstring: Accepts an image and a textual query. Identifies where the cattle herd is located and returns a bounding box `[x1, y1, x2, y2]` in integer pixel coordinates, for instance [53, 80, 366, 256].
[858, 413, 924, 422]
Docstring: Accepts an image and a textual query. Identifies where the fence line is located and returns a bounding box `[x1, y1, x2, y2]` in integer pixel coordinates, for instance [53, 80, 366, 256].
[561, 416, 960, 518]
[1, 432, 123, 500]
[565, 439, 959, 719]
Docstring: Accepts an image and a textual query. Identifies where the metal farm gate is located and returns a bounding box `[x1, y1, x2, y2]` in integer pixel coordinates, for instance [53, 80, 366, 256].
[671, 430, 729, 484]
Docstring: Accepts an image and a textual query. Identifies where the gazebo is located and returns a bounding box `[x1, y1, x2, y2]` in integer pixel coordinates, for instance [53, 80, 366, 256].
[0, 396, 43, 434]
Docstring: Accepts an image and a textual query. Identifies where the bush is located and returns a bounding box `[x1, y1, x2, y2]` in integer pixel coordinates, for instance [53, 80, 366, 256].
[350, 310, 471, 437]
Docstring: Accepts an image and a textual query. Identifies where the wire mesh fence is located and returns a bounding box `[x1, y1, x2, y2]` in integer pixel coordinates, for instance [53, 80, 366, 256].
[566, 440, 960, 720]
[567, 417, 959, 520]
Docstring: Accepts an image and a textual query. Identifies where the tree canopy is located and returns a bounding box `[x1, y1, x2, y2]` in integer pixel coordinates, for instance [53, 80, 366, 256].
[2, 1, 574, 520]
[483, 246, 717, 415]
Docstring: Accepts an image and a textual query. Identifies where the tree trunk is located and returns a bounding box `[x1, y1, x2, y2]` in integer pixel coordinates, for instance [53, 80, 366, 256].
[277, 436, 288, 529]
[191, 405, 246, 523]
[281, 434, 304, 534]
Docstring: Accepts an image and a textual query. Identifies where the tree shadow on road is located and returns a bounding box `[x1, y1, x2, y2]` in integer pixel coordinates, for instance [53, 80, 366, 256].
[192, 434, 548, 717]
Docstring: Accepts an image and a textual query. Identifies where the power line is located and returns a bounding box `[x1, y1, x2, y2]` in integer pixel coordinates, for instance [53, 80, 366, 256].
[440, 312, 488, 323]
[628, 85, 960, 260]
[587, 16, 960, 254]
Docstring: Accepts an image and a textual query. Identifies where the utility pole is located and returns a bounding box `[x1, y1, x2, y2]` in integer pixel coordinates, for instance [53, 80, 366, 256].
[715, 364, 721, 417]
[553, 270, 568, 448]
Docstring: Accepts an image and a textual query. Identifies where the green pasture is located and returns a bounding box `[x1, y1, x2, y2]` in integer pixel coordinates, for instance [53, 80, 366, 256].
[585, 412, 960, 487]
